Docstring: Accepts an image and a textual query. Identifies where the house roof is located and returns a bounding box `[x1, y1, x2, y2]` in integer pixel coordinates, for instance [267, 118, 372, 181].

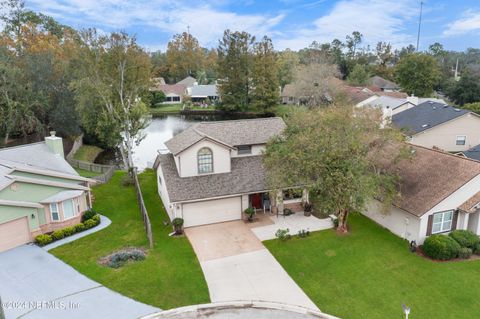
[281, 84, 295, 97]
[368, 76, 399, 90]
[459, 191, 480, 213]
[40, 190, 84, 203]
[188, 85, 218, 97]
[462, 144, 480, 161]
[392, 101, 470, 135]
[364, 96, 410, 110]
[154, 84, 186, 96]
[177, 76, 197, 87]
[165, 117, 286, 155]
[159, 154, 267, 202]
[0, 142, 77, 175]
[393, 145, 480, 217]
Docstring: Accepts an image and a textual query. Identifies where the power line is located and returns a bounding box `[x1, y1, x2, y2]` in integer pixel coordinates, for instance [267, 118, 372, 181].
[416, 1, 424, 51]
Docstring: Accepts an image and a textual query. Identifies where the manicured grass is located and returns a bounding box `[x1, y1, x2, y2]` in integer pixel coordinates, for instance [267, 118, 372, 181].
[265, 214, 480, 319]
[73, 145, 103, 162]
[74, 168, 99, 178]
[51, 170, 210, 309]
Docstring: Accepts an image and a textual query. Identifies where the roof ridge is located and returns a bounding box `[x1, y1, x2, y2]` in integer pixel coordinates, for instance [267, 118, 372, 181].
[198, 116, 282, 125]
[0, 141, 46, 152]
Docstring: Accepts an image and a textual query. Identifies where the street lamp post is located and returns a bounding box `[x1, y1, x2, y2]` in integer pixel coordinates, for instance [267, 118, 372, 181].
[402, 304, 411, 319]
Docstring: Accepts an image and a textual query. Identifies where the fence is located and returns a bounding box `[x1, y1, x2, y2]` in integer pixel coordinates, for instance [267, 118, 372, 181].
[68, 159, 115, 184]
[132, 169, 154, 248]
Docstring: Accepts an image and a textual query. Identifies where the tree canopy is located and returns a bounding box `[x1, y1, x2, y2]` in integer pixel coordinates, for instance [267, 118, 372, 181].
[395, 53, 441, 96]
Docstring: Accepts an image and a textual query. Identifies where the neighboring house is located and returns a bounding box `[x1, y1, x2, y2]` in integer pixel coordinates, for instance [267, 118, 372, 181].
[461, 144, 480, 161]
[154, 84, 187, 104]
[187, 84, 219, 103]
[177, 76, 197, 88]
[368, 75, 400, 92]
[364, 145, 480, 244]
[392, 101, 480, 152]
[153, 117, 308, 228]
[0, 133, 94, 252]
[281, 84, 297, 104]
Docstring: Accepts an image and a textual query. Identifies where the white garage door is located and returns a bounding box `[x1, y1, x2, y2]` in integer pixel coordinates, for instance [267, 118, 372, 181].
[182, 197, 242, 227]
[0, 217, 31, 252]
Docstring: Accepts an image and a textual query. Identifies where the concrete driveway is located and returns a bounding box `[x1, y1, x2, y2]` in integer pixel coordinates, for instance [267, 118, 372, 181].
[186, 221, 319, 311]
[0, 245, 158, 319]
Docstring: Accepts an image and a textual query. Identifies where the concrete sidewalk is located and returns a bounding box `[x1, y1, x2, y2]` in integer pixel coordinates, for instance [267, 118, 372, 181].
[0, 245, 158, 319]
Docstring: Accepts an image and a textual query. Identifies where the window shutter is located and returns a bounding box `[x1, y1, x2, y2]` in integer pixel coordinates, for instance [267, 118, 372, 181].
[426, 214, 433, 236]
[451, 210, 459, 230]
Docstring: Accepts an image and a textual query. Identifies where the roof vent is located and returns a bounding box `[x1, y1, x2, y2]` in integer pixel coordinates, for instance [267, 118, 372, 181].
[454, 108, 461, 112]
[422, 124, 429, 128]
[443, 104, 449, 108]
[428, 101, 434, 104]
[433, 106, 436, 109]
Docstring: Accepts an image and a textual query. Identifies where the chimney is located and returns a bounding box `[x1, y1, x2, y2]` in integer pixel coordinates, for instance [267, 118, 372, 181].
[45, 131, 64, 157]
[406, 94, 419, 106]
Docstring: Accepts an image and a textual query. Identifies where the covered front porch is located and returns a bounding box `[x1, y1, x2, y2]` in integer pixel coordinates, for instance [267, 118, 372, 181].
[246, 188, 309, 217]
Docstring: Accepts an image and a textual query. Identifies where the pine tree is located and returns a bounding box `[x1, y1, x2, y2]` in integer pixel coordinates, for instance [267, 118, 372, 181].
[251, 36, 279, 113]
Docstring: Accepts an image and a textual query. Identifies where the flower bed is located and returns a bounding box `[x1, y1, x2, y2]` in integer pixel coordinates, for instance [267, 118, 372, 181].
[99, 248, 147, 268]
[35, 210, 101, 246]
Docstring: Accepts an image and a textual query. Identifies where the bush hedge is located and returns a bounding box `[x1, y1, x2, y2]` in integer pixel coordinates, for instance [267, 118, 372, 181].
[423, 235, 461, 260]
[81, 208, 98, 222]
[449, 230, 480, 250]
[35, 213, 101, 246]
[458, 247, 473, 259]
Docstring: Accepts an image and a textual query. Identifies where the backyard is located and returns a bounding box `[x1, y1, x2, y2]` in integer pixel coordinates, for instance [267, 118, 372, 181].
[265, 214, 480, 319]
[50, 170, 210, 309]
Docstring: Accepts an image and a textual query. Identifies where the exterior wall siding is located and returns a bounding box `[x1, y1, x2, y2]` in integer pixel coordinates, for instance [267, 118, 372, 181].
[177, 140, 231, 177]
[0, 182, 68, 202]
[363, 200, 421, 243]
[156, 164, 173, 220]
[410, 114, 480, 152]
[0, 205, 39, 231]
[10, 171, 82, 185]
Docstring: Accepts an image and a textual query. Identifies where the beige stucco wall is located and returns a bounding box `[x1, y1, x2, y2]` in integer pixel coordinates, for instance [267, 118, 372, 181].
[231, 145, 265, 157]
[176, 140, 231, 177]
[363, 200, 421, 243]
[410, 113, 480, 152]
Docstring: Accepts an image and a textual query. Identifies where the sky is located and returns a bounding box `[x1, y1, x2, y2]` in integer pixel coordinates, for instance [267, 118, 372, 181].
[25, 0, 480, 52]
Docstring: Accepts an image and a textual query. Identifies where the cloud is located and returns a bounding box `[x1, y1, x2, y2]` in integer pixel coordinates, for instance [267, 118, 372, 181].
[26, 0, 284, 48]
[275, 0, 417, 50]
[444, 10, 480, 36]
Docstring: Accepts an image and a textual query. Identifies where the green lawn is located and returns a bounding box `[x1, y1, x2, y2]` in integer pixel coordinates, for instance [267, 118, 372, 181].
[74, 168, 99, 178]
[73, 145, 103, 162]
[265, 214, 480, 319]
[51, 170, 210, 309]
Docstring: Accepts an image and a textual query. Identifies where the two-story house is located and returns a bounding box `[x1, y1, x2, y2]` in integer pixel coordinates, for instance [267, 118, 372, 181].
[153, 117, 307, 228]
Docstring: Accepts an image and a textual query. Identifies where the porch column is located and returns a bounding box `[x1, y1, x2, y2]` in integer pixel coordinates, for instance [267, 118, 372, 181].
[458, 211, 470, 230]
[302, 188, 309, 205]
[276, 190, 284, 215]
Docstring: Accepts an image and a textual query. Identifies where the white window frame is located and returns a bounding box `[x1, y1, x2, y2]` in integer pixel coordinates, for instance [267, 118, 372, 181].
[456, 135, 466, 146]
[50, 203, 60, 221]
[197, 147, 213, 174]
[62, 199, 76, 220]
[431, 210, 454, 234]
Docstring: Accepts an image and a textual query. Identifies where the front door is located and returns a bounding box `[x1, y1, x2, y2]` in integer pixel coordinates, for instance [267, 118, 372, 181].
[250, 193, 262, 209]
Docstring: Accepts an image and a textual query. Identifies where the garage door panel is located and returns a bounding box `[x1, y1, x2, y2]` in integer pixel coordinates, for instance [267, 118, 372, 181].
[0, 217, 31, 252]
[182, 197, 241, 227]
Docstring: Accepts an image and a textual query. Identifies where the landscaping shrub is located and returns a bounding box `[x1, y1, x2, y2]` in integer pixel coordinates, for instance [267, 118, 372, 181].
[449, 230, 480, 249]
[35, 234, 53, 246]
[51, 229, 65, 241]
[99, 248, 147, 269]
[297, 229, 310, 238]
[423, 235, 461, 260]
[172, 217, 184, 234]
[62, 226, 76, 237]
[475, 242, 480, 255]
[74, 223, 86, 233]
[82, 209, 98, 222]
[275, 228, 291, 241]
[244, 207, 255, 221]
[283, 208, 294, 216]
[84, 219, 97, 229]
[458, 247, 473, 259]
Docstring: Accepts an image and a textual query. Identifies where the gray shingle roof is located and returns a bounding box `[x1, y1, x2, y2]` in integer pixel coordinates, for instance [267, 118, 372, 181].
[177, 76, 197, 87]
[159, 154, 267, 202]
[364, 96, 409, 110]
[0, 142, 77, 175]
[392, 102, 470, 135]
[188, 85, 218, 97]
[165, 117, 286, 155]
[463, 144, 480, 161]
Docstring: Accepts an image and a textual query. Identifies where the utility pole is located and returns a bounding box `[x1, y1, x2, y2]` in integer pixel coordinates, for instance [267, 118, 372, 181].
[416, 1, 424, 51]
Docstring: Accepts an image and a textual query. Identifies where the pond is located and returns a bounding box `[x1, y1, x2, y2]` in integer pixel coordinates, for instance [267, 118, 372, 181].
[95, 113, 267, 170]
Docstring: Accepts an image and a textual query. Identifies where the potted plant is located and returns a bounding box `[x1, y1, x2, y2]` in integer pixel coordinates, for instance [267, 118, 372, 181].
[244, 207, 256, 222]
[172, 218, 184, 235]
[303, 202, 313, 216]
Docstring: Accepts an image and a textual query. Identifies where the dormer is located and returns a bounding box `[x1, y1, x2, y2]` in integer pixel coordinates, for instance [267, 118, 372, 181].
[163, 117, 286, 178]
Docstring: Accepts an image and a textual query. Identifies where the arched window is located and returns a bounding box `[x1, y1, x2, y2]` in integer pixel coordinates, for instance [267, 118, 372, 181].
[198, 147, 213, 173]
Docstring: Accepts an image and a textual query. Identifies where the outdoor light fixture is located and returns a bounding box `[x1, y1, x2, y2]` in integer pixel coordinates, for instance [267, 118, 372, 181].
[402, 304, 411, 319]
[31, 213, 35, 219]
